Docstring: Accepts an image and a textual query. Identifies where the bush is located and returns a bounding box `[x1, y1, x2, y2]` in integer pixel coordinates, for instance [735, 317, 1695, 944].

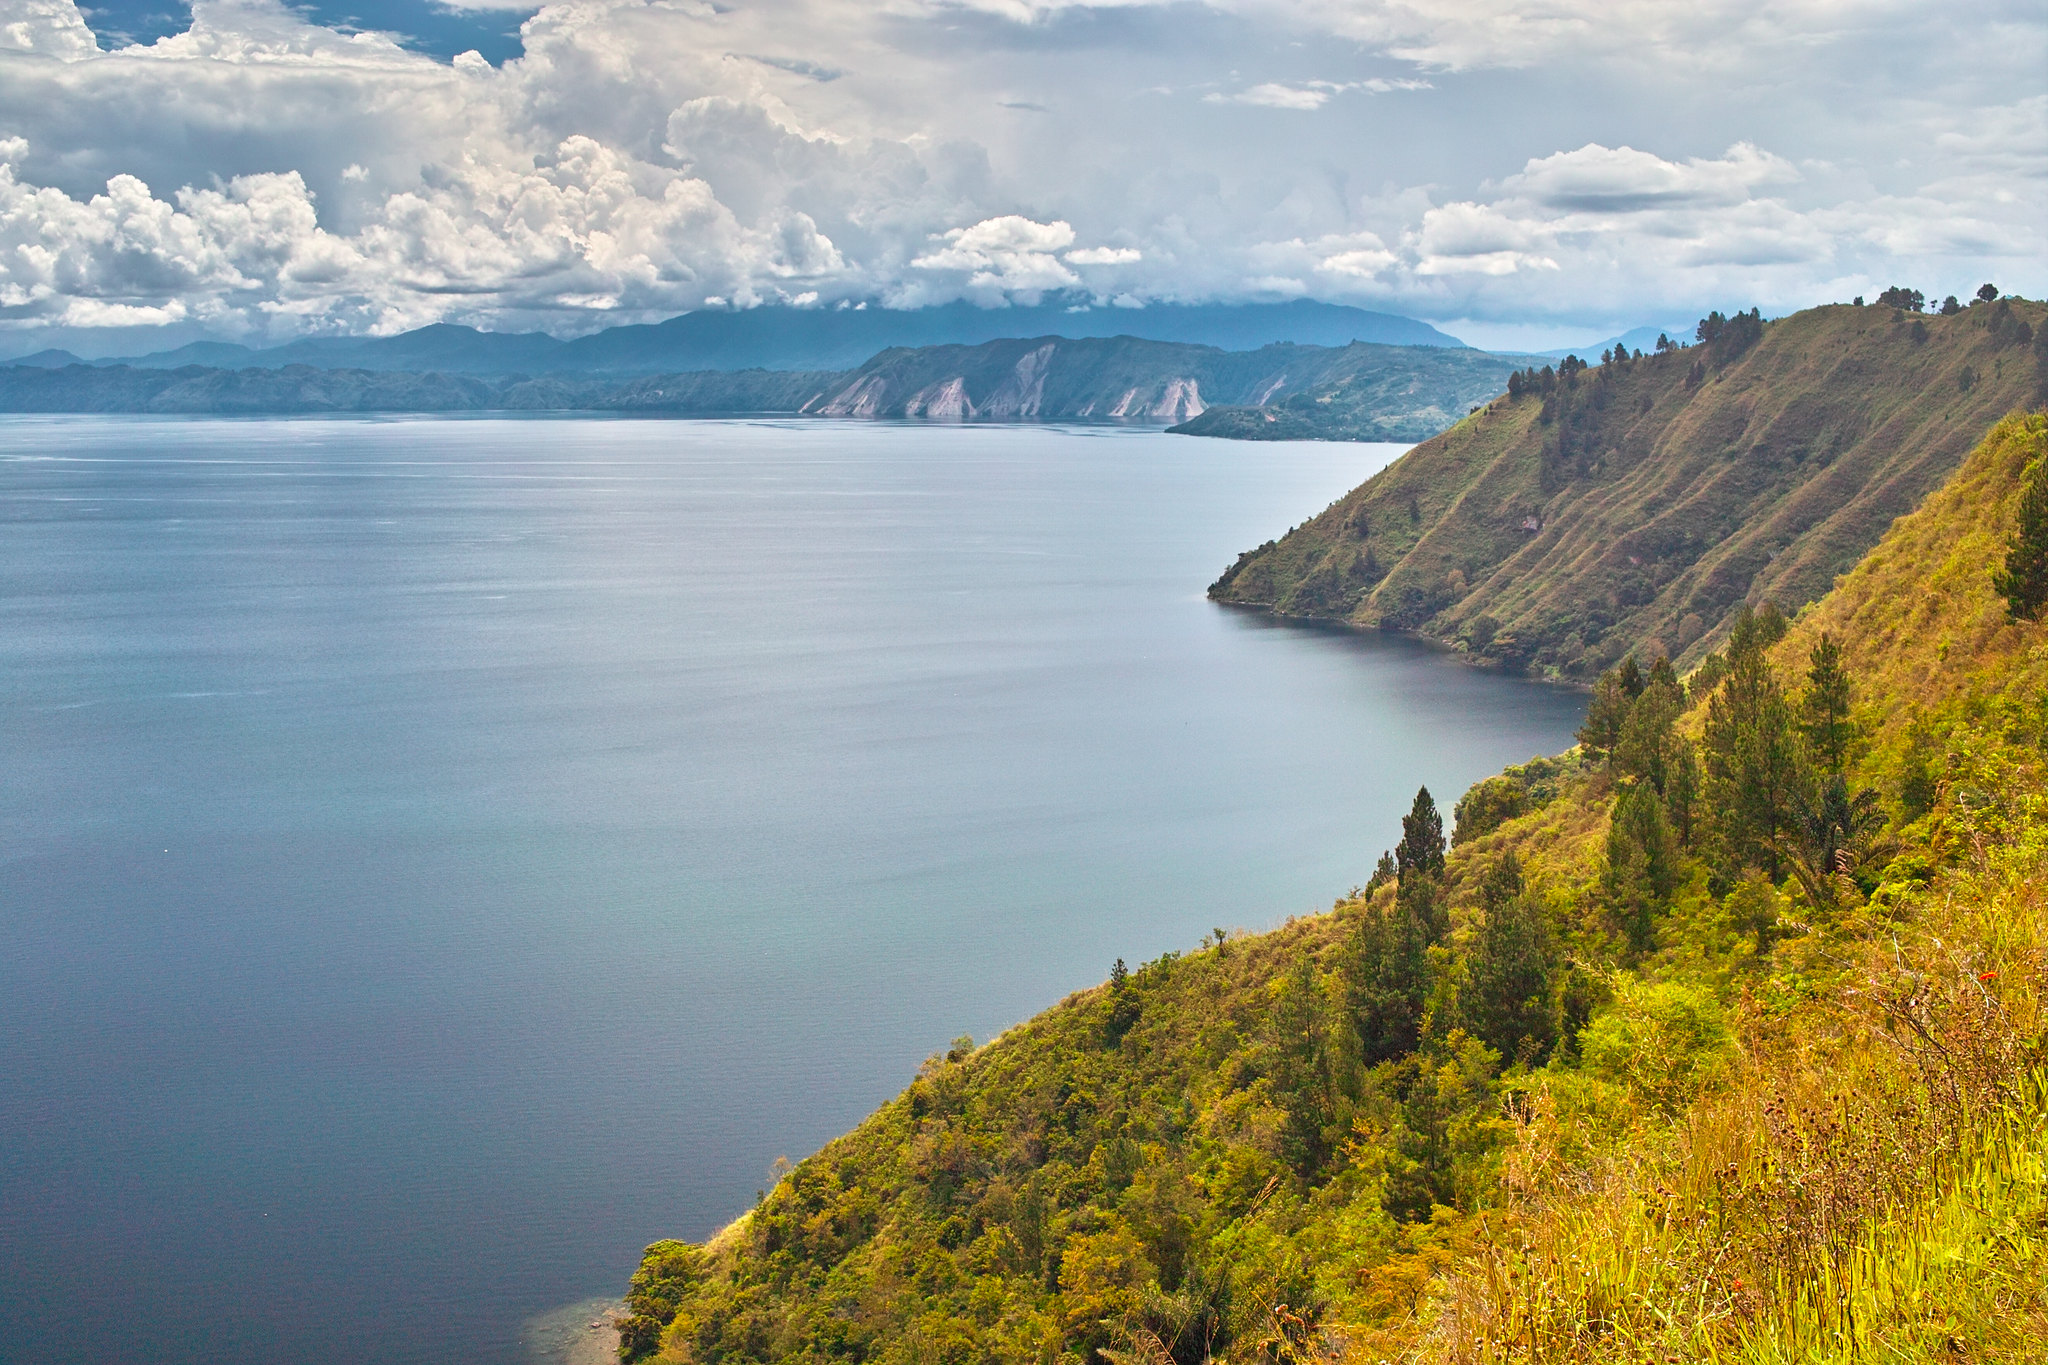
[1578, 978, 1733, 1112]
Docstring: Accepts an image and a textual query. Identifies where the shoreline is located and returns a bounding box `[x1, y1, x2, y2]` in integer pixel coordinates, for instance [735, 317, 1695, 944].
[521, 1296, 623, 1365]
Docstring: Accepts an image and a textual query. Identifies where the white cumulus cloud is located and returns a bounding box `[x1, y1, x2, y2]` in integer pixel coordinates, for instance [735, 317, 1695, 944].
[0, 0, 2037, 352]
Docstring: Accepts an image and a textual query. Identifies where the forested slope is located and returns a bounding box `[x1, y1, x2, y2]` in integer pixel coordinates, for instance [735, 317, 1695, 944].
[618, 408, 2048, 1364]
[1210, 298, 2048, 679]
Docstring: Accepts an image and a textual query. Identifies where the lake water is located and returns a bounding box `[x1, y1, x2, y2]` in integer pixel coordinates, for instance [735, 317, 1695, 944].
[0, 418, 1584, 1365]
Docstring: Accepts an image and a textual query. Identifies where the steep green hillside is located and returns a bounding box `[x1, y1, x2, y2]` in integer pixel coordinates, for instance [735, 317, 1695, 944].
[617, 410, 2048, 1364]
[1211, 298, 2048, 679]
[806, 336, 1529, 436]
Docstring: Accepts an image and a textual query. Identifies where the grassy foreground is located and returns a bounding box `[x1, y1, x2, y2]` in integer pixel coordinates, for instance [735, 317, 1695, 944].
[621, 410, 2048, 1365]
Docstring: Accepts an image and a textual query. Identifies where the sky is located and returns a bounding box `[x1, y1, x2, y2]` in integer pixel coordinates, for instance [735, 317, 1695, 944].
[1, 0, 2042, 353]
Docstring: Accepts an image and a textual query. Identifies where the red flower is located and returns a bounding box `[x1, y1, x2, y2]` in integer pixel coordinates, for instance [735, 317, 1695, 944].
[1978, 971, 1998, 982]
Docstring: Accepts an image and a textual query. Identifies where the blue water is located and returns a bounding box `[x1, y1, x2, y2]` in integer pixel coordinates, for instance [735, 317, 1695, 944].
[0, 417, 1584, 1365]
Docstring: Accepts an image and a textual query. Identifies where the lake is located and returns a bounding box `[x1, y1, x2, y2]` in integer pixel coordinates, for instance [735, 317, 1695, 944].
[0, 418, 1584, 1365]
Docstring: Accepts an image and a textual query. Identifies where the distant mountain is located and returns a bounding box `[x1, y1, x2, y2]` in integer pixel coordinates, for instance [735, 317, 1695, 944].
[0, 362, 837, 415]
[5, 349, 89, 368]
[801, 335, 1523, 434]
[1538, 325, 1683, 360]
[1167, 343, 1545, 442]
[0, 332, 1517, 441]
[66, 299, 1464, 377]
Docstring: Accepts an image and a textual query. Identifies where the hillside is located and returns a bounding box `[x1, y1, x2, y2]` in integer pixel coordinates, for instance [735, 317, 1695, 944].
[617, 408, 2048, 1363]
[806, 336, 1528, 434]
[1210, 298, 2048, 679]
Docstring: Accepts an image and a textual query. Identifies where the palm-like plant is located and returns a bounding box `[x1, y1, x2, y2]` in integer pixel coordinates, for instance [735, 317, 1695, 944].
[1769, 774, 1889, 911]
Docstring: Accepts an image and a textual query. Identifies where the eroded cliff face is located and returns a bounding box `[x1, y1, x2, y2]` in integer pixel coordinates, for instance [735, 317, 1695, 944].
[793, 333, 1523, 428]
[810, 337, 1206, 422]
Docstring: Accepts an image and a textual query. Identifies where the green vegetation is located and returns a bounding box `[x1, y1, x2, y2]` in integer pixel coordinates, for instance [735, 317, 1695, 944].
[620, 411, 2048, 1363]
[1210, 297, 2048, 679]
[1993, 443, 2048, 620]
[1164, 346, 1537, 443]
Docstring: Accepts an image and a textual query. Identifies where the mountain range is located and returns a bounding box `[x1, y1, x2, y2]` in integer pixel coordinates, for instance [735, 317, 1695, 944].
[0, 334, 1533, 439]
[0, 299, 1463, 377]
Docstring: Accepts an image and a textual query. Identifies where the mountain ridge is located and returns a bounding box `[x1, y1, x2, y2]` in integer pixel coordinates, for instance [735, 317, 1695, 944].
[0, 300, 1465, 377]
[1209, 297, 2048, 679]
[0, 334, 1534, 435]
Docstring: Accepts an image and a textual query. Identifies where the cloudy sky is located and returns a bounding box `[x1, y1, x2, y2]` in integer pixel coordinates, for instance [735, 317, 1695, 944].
[1, 0, 2042, 353]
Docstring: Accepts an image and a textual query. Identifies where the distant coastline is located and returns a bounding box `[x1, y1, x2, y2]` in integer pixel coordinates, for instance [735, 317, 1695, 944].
[0, 332, 1536, 443]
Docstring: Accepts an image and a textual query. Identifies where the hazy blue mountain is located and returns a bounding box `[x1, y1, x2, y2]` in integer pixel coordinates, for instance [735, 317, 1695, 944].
[5, 349, 89, 368]
[1538, 325, 1681, 360]
[72, 299, 1464, 377]
[0, 333, 1517, 441]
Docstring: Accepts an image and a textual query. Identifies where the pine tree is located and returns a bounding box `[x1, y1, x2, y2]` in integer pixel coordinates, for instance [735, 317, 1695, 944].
[1395, 786, 1446, 883]
[1577, 659, 1638, 759]
[1614, 673, 1685, 793]
[1344, 901, 1429, 1065]
[1269, 956, 1337, 1174]
[1605, 783, 1679, 954]
[1800, 633, 1855, 774]
[1461, 854, 1556, 1065]
[1702, 617, 1803, 877]
[1993, 457, 2048, 621]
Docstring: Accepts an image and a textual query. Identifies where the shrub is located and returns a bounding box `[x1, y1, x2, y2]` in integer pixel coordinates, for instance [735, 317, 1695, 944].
[1578, 978, 1732, 1112]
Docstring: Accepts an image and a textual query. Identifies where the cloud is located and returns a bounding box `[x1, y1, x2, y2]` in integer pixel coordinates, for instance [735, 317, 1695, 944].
[737, 53, 844, 82]
[0, 0, 2039, 348]
[910, 215, 1080, 300]
[1204, 76, 1430, 109]
[0, 0, 97, 58]
[1210, 82, 1330, 110]
[1065, 245, 1141, 264]
[1506, 142, 1798, 213]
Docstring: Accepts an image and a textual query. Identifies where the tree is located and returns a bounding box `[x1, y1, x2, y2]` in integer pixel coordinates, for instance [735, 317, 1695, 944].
[1614, 671, 1685, 794]
[1605, 782, 1679, 954]
[1577, 655, 1645, 760]
[1395, 787, 1446, 883]
[1876, 285, 1925, 312]
[1269, 956, 1339, 1174]
[1978, 283, 2001, 303]
[1897, 719, 1941, 822]
[1702, 627, 1803, 879]
[1460, 854, 1556, 1065]
[1725, 600, 1788, 657]
[1771, 774, 1889, 913]
[1993, 456, 2048, 621]
[1799, 633, 1855, 774]
[1344, 900, 1429, 1066]
[1106, 958, 1140, 1042]
[1940, 295, 1962, 316]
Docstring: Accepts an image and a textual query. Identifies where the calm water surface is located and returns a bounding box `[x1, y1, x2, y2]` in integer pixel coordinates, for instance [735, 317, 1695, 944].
[0, 418, 1584, 1365]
